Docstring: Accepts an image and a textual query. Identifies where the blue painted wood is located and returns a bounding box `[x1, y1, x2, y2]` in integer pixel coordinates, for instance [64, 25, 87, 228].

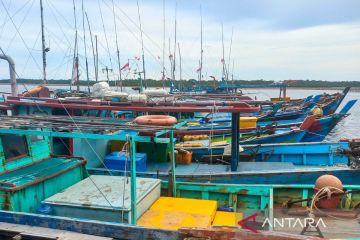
[241, 142, 349, 166]
[231, 112, 240, 171]
[339, 99, 357, 114]
[89, 166, 360, 186]
[0, 211, 178, 239]
[241, 129, 306, 145]
[0, 128, 170, 143]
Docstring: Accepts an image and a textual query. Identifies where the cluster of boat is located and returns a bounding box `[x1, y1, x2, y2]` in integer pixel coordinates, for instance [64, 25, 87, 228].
[0, 84, 358, 239]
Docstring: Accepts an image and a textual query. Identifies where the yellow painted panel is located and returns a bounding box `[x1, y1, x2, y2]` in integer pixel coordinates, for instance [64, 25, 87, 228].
[239, 117, 257, 128]
[149, 197, 217, 216]
[212, 211, 239, 227]
[210, 141, 228, 147]
[270, 97, 291, 102]
[138, 209, 213, 230]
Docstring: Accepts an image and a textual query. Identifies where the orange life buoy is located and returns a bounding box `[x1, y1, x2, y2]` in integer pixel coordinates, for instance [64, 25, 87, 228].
[22, 85, 45, 97]
[134, 115, 177, 126]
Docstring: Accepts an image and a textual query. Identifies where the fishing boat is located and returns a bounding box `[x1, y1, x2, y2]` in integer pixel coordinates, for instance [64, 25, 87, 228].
[177, 99, 357, 143]
[5, 94, 350, 146]
[0, 115, 322, 240]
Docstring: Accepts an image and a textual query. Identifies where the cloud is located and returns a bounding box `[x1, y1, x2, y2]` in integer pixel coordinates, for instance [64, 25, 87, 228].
[0, 0, 359, 82]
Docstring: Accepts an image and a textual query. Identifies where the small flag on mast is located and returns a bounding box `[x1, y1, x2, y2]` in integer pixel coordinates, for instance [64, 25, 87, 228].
[120, 62, 130, 71]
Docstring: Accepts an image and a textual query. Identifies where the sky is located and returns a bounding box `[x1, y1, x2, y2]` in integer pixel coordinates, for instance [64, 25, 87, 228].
[0, 0, 360, 82]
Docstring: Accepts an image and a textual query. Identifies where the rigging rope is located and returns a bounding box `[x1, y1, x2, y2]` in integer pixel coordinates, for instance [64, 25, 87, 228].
[0, 0, 43, 75]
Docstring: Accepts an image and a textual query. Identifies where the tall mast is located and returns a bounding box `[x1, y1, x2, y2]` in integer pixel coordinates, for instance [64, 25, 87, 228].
[199, 5, 203, 82]
[221, 23, 229, 92]
[95, 35, 99, 82]
[228, 26, 234, 82]
[162, 0, 165, 89]
[172, 2, 177, 86]
[178, 42, 182, 83]
[112, 0, 122, 91]
[72, 0, 79, 92]
[39, 0, 47, 84]
[81, 0, 90, 94]
[221, 23, 225, 81]
[85, 12, 97, 83]
[137, 0, 146, 91]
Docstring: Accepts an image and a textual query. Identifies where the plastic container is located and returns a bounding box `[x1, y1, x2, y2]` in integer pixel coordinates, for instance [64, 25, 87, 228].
[104, 152, 147, 172]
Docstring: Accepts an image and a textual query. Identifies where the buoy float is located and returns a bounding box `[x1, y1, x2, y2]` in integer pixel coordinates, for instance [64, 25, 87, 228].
[134, 115, 177, 126]
[314, 174, 343, 209]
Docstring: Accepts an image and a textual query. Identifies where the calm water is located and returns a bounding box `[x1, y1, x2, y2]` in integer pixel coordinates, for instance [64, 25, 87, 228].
[0, 84, 359, 141]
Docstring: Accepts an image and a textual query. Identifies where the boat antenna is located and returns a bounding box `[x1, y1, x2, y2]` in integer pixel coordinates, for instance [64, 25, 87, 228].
[162, 0, 166, 89]
[112, 0, 122, 91]
[39, 0, 48, 84]
[81, 0, 90, 94]
[199, 5, 203, 83]
[71, 0, 79, 92]
[85, 12, 97, 83]
[137, 0, 146, 90]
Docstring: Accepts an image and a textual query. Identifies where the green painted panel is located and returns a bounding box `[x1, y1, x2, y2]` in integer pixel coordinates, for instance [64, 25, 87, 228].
[0, 157, 86, 212]
[208, 192, 230, 207]
[138, 142, 171, 162]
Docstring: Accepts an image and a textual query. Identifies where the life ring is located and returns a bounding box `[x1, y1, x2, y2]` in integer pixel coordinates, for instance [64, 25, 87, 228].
[22, 85, 45, 97]
[134, 115, 177, 126]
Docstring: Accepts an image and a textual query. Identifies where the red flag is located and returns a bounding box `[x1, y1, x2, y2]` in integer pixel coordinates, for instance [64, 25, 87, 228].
[221, 58, 225, 63]
[120, 62, 130, 71]
[196, 66, 202, 72]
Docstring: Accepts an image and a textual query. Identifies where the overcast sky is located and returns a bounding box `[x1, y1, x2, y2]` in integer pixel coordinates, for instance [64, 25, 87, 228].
[1, 0, 360, 82]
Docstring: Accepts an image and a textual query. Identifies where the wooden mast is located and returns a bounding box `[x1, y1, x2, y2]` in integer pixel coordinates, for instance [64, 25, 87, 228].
[39, 0, 48, 84]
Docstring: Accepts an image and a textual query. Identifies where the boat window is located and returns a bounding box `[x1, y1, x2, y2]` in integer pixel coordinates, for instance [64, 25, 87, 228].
[0, 134, 29, 161]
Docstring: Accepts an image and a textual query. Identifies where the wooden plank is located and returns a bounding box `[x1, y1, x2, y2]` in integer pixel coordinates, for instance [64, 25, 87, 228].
[0, 222, 111, 240]
[0, 211, 178, 240]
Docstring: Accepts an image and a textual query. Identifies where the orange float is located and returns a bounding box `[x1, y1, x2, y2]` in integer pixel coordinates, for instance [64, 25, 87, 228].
[134, 115, 177, 126]
[22, 85, 45, 97]
[314, 174, 343, 209]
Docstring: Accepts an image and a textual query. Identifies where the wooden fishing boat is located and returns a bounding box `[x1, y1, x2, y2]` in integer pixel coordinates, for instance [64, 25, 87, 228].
[176, 99, 357, 143]
[0, 115, 323, 239]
